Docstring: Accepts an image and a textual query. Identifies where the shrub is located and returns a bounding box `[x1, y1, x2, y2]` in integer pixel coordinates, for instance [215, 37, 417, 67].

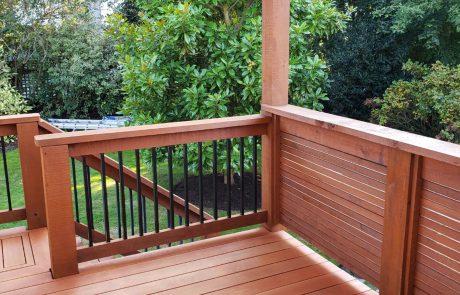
[370, 60, 460, 143]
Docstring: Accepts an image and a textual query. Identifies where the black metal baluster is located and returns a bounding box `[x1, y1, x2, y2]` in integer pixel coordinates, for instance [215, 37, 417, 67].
[71, 158, 80, 222]
[152, 148, 159, 233]
[115, 181, 121, 238]
[135, 149, 144, 236]
[179, 216, 183, 244]
[253, 136, 258, 213]
[100, 154, 110, 242]
[1, 137, 12, 210]
[118, 152, 127, 239]
[226, 139, 232, 218]
[183, 144, 189, 226]
[212, 140, 218, 220]
[129, 189, 134, 235]
[167, 146, 174, 229]
[239, 138, 245, 215]
[142, 195, 147, 233]
[82, 157, 93, 246]
[198, 142, 204, 223]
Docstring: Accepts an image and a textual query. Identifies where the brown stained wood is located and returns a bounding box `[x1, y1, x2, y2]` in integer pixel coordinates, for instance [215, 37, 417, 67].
[0, 125, 16, 137]
[262, 114, 281, 229]
[0, 114, 39, 126]
[0, 208, 26, 224]
[261, 0, 290, 106]
[282, 143, 386, 191]
[2, 236, 25, 268]
[415, 267, 458, 295]
[263, 104, 460, 166]
[279, 116, 388, 166]
[281, 132, 387, 181]
[40, 145, 78, 278]
[404, 156, 423, 294]
[415, 261, 460, 292]
[422, 158, 460, 191]
[37, 121, 208, 223]
[77, 211, 268, 262]
[380, 150, 420, 294]
[16, 122, 47, 229]
[423, 180, 460, 202]
[34, 115, 270, 148]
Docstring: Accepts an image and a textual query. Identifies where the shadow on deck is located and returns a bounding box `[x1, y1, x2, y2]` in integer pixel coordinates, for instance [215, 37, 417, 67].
[0, 227, 376, 295]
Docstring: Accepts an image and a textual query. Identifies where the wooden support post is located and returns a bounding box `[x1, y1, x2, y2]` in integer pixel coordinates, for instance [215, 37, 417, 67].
[261, 0, 290, 230]
[262, 0, 290, 106]
[40, 145, 78, 278]
[17, 122, 47, 229]
[380, 149, 422, 294]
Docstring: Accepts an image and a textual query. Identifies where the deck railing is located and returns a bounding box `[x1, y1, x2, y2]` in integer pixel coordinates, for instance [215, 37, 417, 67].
[35, 115, 270, 278]
[262, 104, 460, 295]
[0, 114, 46, 228]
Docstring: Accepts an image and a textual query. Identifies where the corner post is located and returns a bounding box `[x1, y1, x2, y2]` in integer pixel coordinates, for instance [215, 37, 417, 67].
[261, 0, 290, 230]
[16, 122, 47, 229]
[380, 149, 422, 294]
[40, 145, 78, 278]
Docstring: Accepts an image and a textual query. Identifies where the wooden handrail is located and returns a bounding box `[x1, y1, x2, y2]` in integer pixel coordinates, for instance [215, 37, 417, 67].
[262, 104, 460, 166]
[0, 113, 40, 126]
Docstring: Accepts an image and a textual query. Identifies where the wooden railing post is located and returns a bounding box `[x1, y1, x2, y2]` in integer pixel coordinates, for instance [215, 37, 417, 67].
[261, 0, 290, 230]
[40, 145, 78, 278]
[16, 122, 47, 229]
[380, 149, 422, 294]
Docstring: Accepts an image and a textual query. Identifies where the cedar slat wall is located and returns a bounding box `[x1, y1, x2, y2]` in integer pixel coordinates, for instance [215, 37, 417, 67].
[278, 117, 386, 287]
[414, 159, 460, 294]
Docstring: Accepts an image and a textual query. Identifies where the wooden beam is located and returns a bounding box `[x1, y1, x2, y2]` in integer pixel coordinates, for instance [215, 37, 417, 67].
[0, 114, 40, 126]
[262, 114, 282, 230]
[262, 104, 460, 167]
[0, 125, 16, 137]
[380, 150, 421, 294]
[0, 208, 26, 224]
[262, 0, 290, 106]
[35, 115, 270, 148]
[40, 145, 78, 278]
[17, 122, 47, 229]
[77, 211, 268, 262]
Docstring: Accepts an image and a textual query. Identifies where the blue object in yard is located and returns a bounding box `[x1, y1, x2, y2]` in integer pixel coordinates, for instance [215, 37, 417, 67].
[48, 117, 131, 131]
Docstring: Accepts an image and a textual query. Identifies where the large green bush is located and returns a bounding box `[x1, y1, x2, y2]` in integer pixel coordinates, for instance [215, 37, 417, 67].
[0, 45, 30, 116]
[371, 61, 460, 143]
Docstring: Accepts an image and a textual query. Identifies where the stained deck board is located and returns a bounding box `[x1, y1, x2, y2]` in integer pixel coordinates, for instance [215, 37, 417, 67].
[0, 227, 377, 295]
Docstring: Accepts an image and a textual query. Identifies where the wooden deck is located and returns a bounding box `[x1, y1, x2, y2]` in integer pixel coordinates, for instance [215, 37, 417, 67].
[0, 227, 377, 294]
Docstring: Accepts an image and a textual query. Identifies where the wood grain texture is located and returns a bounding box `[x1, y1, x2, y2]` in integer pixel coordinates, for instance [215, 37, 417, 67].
[40, 145, 78, 278]
[16, 122, 47, 229]
[263, 104, 460, 166]
[34, 115, 270, 148]
[261, 0, 290, 106]
[0, 208, 26, 224]
[0, 125, 16, 136]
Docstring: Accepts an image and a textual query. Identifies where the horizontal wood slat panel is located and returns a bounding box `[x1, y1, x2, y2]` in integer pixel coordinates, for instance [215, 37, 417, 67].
[277, 128, 386, 287]
[279, 117, 388, 166]
[414, 159, 460, 294]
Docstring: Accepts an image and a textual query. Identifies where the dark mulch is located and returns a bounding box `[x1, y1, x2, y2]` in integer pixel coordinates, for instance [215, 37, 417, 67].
[173, 173, 262, 212]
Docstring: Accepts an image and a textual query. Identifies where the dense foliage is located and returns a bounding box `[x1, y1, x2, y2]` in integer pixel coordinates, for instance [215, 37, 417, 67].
[1, 0, 122, 119]
[325, 1, 408, 120]
[0, 45, 30, 116]
[370, 61, 460, 143]
[374, 0, 460, 65]
[109, 0, 351, 126]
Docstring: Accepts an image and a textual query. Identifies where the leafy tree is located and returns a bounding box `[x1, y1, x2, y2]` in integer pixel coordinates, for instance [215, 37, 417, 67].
[325, 0, 409, 120]
[1, 0, 122, 118]
[108, 0, 350, 173]
[370, 60, 460, 143]
[0, 44, 30, 116]
[374, 0, 460, 65]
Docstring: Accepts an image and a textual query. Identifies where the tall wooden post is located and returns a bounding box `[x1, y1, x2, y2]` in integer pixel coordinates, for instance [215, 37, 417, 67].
[17, 122, 47, 229]
[261, 0, 290, 230]
[380, 149, 422, 294]
[40, 145, 78, 278]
